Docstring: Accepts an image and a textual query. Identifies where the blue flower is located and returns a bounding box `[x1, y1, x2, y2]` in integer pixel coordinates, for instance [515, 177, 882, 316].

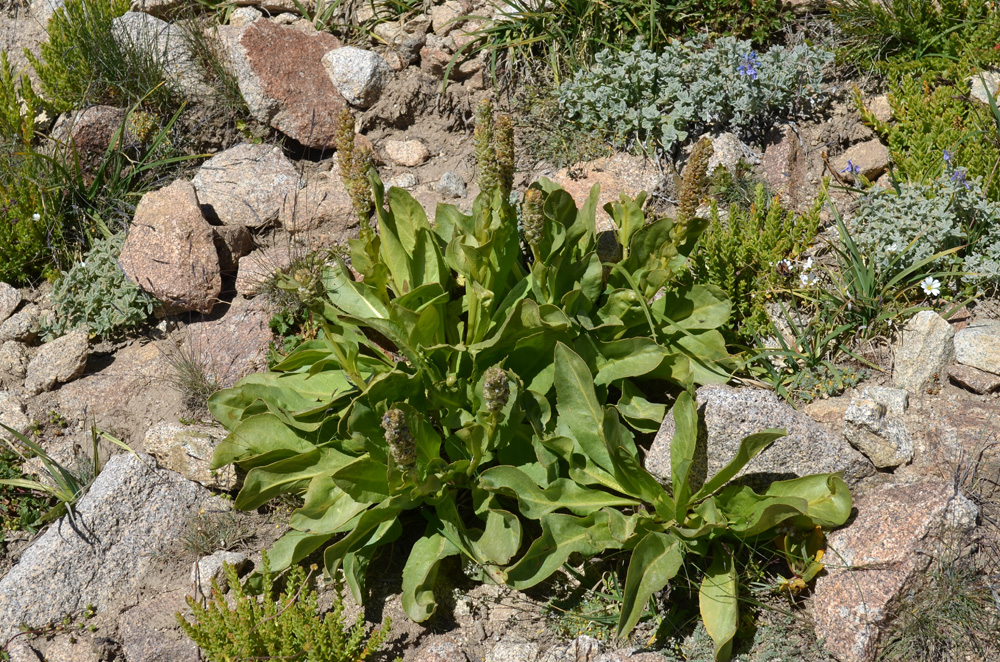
[841, 160, 861, 175]
[737, 52, 759, 80]
[951, 168, 971, 190]
[943, 149, 952, 164]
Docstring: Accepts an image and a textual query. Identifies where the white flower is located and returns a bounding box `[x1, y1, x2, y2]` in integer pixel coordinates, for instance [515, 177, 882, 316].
[920, 276, 941, 298]
[885, 243, 897, 253]
[800, 272, 818, 287]
[801, 257, 814, 272]
[32, 213, 40, 222]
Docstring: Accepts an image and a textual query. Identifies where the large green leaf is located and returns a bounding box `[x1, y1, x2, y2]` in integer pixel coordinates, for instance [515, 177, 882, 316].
[670, 391, 699, 518]
[700, 543, 738, 662]
[505, 510, 625, 589]
[690, 430, 786, 503]
[479, 466, 640, 519]
[208, 370, 357, 427]
[324, 261, 390, 319]
[617, 531, 684, 637]
[211, 413, 316, 469]
[473, 503, 522, 566]
[758, 473, 853, 528]
[589, 337, 673, 386]
[387, 186, 431, 254]
[553, 342, 615, 474]
[290, 476, 368, 534]
[332, 455, 391, 503]
[650, 285, 731, 331]
[616, 380, 666, 434]
[402, 532, 460, 622]
[235, 447, 356, 510]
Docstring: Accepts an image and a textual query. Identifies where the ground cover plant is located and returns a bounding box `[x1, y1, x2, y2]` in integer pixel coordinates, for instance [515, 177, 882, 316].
[206, 108, 852, 658]
[557, 37, 831, 155]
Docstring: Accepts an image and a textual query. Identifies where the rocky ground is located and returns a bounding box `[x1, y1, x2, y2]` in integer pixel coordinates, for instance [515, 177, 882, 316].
[0, 0, 998, 661]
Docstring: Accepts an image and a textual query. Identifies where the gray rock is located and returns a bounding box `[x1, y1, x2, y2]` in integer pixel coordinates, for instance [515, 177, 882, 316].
[279, 162, 360, 237]
[118, 588, 199, 661]
[0, 282, 21, 324]
[948, 363, 1000, 394]
[861, 385, 908, 416]
[228, 5, 262, 26]
[144, 422, 236, 489]
[0, 340, 29, 383]
[430, 0, 468, 36]
[646, 384, 875, 490]
[893, 311, 955, 391]
[487, 641, 539, 662]
[539, 637, 602, 662]
[30, 0, 64, 25]
[437, 171, 467, 198]
[213, 223, 253, 274]
[706, 132, 757, 173]
[0, 304, 40, 343]
[111, 12, 208, 97]
[322, 46, 391, 108]
[386, 172, 419, 190]
[414, 641, 468, 662]
[24, 329, 89, 395]
[842, 392, 913, 469]
[118, 180, 222, 315]
[190, 550, 251, 598]
[130, 0, 187, 18]
[0, 453, 223, 642]
[0, 391, 30, 439]
[954, 320, 1000, 375]
[235, 244, 293, 297]
[968, 70, 1000, 105]
[192, 142, 301, 228]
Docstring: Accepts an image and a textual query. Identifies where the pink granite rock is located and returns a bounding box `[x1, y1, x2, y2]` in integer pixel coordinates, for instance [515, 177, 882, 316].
[119, 180, 221, 315]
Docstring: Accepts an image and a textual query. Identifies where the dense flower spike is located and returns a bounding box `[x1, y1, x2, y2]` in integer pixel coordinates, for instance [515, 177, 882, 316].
[381, 408, 416, 468]
[334, 108, 375, 231]
[483, 366, 510, 413]
[677, 137, 714, 227]
[495, 114, 515, 197]
[474, 99, 499, 198]
[521, 188, 545, 253]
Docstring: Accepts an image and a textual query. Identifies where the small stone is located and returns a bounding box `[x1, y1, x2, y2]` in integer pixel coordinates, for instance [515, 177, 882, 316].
[865, 95, 892, 123]
[0, 304, 40, 343]
[954, 320, 1000, 375]
[893, 311, 955, 391]
[861, 385, 908, 416]
[486, 641, 538, 662]
[24, 329, 89, 395]
[279, 164, 360, 238]
[436, 171, 466, 198]
[968, 70, 1000, 105]
[386, 172, 419, 190]
[414, 641, 468, 662]
[321, 46, 391, 109]
[948, 363, 1000, 394]
[0, 282, 20, 325]
[213, 224, 253, 275]
[0, 392, 30, 439]
[235, 245, 294, 297]
[538, 636, 602, 662]
[228, 5, 262, 26]
[144, 422, 236, 489]
[384, 139, 430, 166]
[0, 341, 29, 383]
[832, 139, 891, 182]
[430, 0, 467, 36]
[190, 551, 251, 598]
[706, 132, 756, 173]
[842, 394, 913, 469]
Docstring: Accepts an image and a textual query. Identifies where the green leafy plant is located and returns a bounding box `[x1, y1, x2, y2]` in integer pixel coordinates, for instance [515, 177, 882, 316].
[690, 183, 823, 341]
[26, 0, 180, 113]
[857, 79, 1000, 198]
[457, 0, 790, 85]
[831, 0, 1000, 70]
[0, 447, 51, 539]
[178, 551, 391, 662]
[0, 424, 134, 525]
[44, 231, 157, 341]
[558, 37, 831, 154]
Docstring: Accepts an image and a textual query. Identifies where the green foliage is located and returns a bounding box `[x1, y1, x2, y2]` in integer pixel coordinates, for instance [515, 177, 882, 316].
[26, 0, 179, 113]
[44, 232, 157, 341]
[558, 37, 832, 154]
[0, 447, 51, 539]
[207, 156, 852, 658]
[831, 0, 1000, 71]
[690, 184, 822, 340]
[178, 552, 391, 662]
[462, 0, 791, 84]
[846, 171, 1000, 291]
[857, 78, 1000, 198]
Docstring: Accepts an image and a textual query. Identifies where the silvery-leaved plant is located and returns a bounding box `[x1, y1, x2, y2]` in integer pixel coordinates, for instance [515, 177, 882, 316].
[208, 154, 851, 659]
[558, 35, 832, 154]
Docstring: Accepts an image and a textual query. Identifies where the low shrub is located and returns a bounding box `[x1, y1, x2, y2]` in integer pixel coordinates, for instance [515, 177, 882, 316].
[689, 183, 824, 341]
[857, 77, 1000, 199]
[44, 232, 158, 341]
[27, 0, 179, 113]
[558, 37, 832, 155]
[178, 552, 391, 662]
